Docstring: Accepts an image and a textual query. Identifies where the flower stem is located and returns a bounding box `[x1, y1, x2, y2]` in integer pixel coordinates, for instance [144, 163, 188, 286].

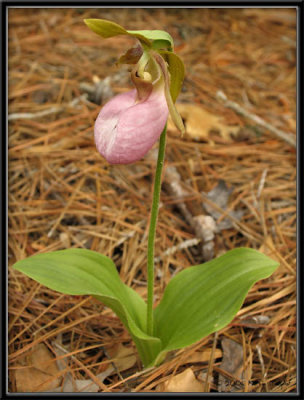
[146, 124, 167, 336]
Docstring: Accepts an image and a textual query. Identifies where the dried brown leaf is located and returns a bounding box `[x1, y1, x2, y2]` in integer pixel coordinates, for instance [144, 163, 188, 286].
[157, 368, 205, 392]
[168, 103, 239, 141]
[107, 343, 137, 372]
[14, 343, 61, 392]
[218, 337, 249, 392]
[185, 348, 223, 364]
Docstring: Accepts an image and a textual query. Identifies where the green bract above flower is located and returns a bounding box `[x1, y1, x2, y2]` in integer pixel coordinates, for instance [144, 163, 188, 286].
[84, 18, 174, 50]
[84, 18, 185, 135]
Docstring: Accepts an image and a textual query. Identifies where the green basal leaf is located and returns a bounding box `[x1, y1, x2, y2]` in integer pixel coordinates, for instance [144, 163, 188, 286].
[154, 248, 279, 361]
[159, 50, 185, 103]
[12, 249, 161, 367]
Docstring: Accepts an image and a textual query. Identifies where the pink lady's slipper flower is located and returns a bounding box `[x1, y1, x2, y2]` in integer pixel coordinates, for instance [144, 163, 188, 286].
[94, 70, 169, 164]
[86, 17, 185, 165]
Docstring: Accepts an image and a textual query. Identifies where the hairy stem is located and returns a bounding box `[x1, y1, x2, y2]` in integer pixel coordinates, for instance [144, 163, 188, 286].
[146, 124, 167, 336]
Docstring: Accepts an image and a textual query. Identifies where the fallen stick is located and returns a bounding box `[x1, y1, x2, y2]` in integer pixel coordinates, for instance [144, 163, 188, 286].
[154, 238, 201, 263]
[216, 90, 296, 147]
[8, 106, 62, 121]
[8, 94, 88, 121]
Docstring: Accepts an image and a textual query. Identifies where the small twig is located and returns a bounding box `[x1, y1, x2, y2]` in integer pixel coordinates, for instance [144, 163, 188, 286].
[204, 331, 218, 392]
[115, 220, 146, 247]
[257, 168, 268, 199]
[48, 176, 86, 238]
[8, 106, 63, 121]
[102, 346, 131, 391]
[154, 238, 201, 263]
[8, 94, 88, 121]
[52, 340, 109, 392]
[256, 344, 268, 392]
[162, 163, 216, 260]
[216, 90, 296, 147]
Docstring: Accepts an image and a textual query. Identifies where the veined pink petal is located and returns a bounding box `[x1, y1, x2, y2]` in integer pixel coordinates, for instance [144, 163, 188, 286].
[94, 86, 168, 164]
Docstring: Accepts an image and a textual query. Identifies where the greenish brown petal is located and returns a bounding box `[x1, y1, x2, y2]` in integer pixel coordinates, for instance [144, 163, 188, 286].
[159, 51, 185, 103]
[153, 52, 185, 135]
[117, 45, 143, 65]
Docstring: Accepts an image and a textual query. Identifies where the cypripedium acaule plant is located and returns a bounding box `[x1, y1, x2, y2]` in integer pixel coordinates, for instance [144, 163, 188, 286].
[89, 18, 185, 164]
[13, 19, 279, 369]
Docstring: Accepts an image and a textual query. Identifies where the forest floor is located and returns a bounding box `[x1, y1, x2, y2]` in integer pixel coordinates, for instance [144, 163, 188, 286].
[8, 7, 296, 393]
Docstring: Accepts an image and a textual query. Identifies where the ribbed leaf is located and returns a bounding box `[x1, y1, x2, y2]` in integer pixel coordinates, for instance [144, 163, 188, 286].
[12, 249, 161, 367]
[154, 248, 279, 358]
[13, 247, 278, 367]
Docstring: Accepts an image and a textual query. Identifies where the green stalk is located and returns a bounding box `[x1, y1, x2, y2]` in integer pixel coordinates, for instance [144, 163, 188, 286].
[146, 124, 167, 336]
